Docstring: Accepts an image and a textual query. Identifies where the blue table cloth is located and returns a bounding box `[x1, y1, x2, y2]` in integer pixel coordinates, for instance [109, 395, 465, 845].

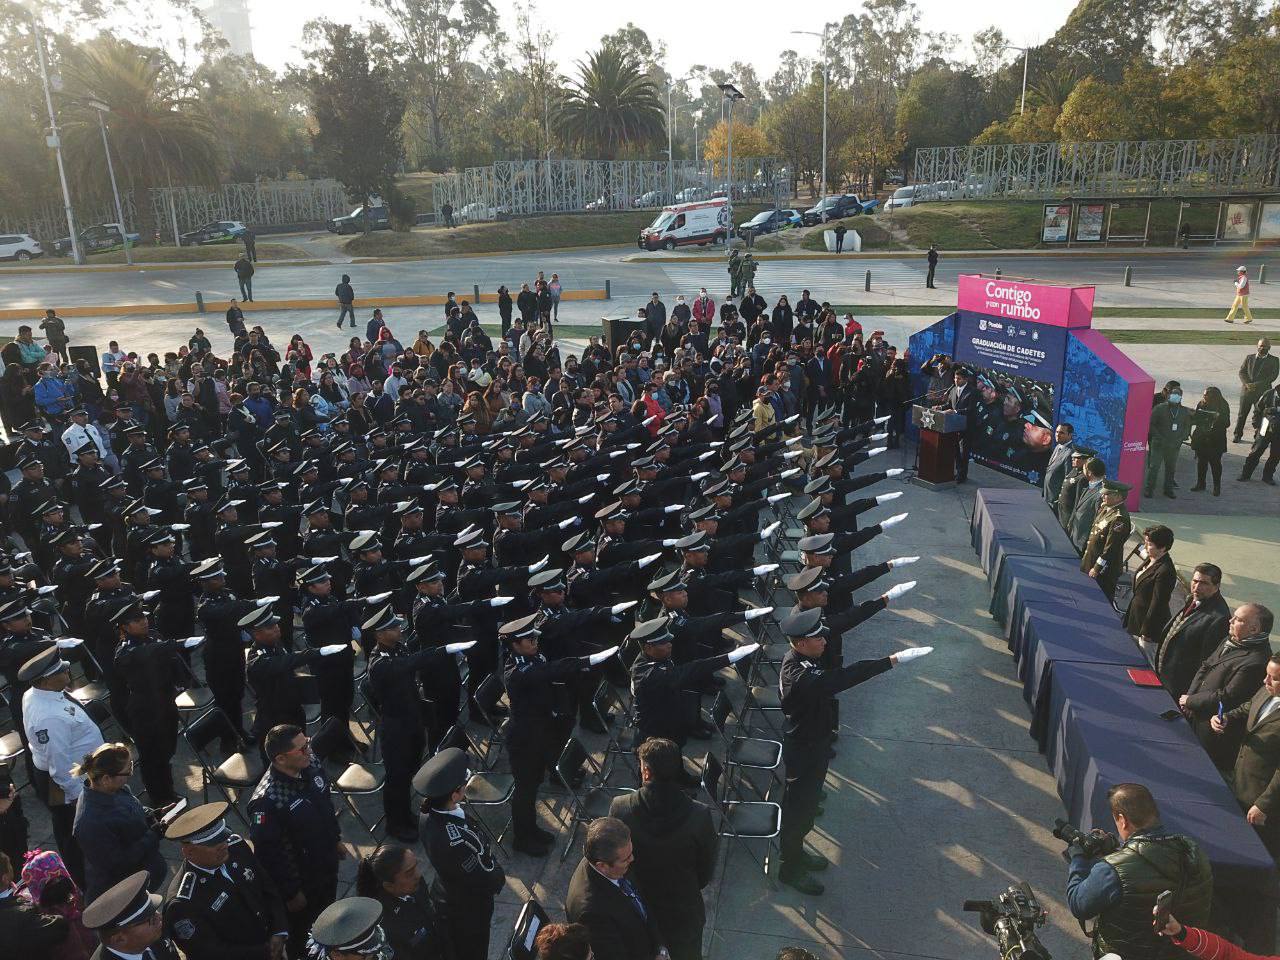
[970, 488, 1079, 586]
[989, 553, 1113, 632]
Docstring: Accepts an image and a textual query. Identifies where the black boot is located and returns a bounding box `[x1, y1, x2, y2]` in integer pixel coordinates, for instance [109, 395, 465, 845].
[779, 862, 824, 895]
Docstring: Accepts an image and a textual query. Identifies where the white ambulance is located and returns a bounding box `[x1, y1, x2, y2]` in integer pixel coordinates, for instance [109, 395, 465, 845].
[637, 198, 731, 250]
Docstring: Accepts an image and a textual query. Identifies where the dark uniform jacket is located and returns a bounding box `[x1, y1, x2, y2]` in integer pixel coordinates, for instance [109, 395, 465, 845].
[419, 807, 505, 909]
[373, 880, 452, 960]
[780, 651, 893, 742]
[630, 652, 728, 742]
[91, 939, 182, 960]
[1080, 503, 1131, 579]
[247, 762, 341, 901]
[245, 645, 321, 738]
[0, 889, 68, 960]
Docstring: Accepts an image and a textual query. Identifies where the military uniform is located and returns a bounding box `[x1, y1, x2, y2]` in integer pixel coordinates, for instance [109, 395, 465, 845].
[1080, 480, 1133, 602]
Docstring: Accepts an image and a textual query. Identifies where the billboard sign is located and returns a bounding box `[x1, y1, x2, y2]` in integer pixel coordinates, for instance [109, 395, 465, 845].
[957, 275, 1096, 329]
[1076, 204, 1105, 242]
[1223, 202, 1255, 240]
[1042, 204, 1071, 242]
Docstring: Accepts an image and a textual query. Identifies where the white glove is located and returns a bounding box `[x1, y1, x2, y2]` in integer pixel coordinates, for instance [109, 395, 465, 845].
[782, 414, 800, 425]
[183, 636, 206, 649]
[512, 479, 534, 489]
[766, 492, 789, 504]
[558, 516, 580, 529]
[760, 522, 781, 539]
[337, 477, 355, 486]
[894, 646, 933, 663]
[873, 415, 890, 425]
[625, 443, 641, 450]
[875, 491, 903, 504]
[785, 436, 804, 446]
[406, 555, 431, 566]
[779, 468, 801, 479]
[664, 504, 682, 513]
[311, 556, 338, 564]
[577, 494, 594, 504]
[445, 641, 477, 654]
[727, 642, 760, 663]
[85, 523, 102, 530]
[139, 590, 159, 601]
[319, 644, 348, 656]
[865, 446, 887, 458]
[170, 523, 191, 531]
[588, 645, 620, 666]
[608, 450, 626, 458]
[886, 468, 905, 477]
[255, 596, 280, 607]
[596, 473, 610, 482]
[637, 553, 661, 568]
[56, 637, 83, 649]
[642, 415, 658, 426]
[661, 538, 679, 547]
[489, 596, 514, 607]
[262, 521, 283, 529]
[743, 606, 773, 621]
[884, 580, 917, 602]
[610, 600, 638, 615]
[869, 432, 889, 442]
[422, 482, 439, 492]
[751, 563, 779, 576]
[709, 441, 724, 448]
[781, 450, 803, 460]
[888, 556, 920, 569]
[690, 471, 710, 481]
[697, 450, 716, 461]
[880, 512, 908, 530]
[365, 592, 392, 604]
[528, 556, 549, 573]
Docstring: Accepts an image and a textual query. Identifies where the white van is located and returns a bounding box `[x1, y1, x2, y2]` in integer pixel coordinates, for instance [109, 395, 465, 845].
[637, 198, 730, 250]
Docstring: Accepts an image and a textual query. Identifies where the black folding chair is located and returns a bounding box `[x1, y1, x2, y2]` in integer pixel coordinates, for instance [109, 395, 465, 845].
[699, 752, 780, 883]
[551, 736, 633, 862]
[591, 679, 639, 780]
[505, 897, 552, 960]
[709, 691, 782, 799]
[435, 723, 514, 850]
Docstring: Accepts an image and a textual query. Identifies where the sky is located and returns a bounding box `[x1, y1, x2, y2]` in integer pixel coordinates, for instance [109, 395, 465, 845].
[241, 0, 1081, 75]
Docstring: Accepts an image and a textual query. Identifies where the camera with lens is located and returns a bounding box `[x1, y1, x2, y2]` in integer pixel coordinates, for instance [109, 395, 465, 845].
[963, 881, 1051, 960]
[1052, 819, 1120, 861]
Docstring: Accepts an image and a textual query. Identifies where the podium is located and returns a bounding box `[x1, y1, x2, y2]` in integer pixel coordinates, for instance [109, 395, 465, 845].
[912, 404, 967, 487]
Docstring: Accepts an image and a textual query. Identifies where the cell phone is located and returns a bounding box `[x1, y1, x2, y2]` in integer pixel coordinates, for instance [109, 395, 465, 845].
[159, 797, 189, 825]
[1154, 889, 1174, 929]
[1158, 709, 1182, 721]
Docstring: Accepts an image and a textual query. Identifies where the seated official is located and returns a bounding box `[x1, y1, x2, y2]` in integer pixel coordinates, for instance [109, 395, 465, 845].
[535, 923, 593, 960]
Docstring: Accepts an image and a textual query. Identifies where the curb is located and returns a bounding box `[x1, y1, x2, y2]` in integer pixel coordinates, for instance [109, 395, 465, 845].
[0, 258, 333, 275]
[625, 248, 1279, 263]
[347, 241, 637, 263]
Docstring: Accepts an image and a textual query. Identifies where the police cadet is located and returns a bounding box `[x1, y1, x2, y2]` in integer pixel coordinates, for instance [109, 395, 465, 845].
[50, 528, 99, 639]
[500, 612, 620, 855]
[777, 607, 932, 895]
[354, 844, 451, 960]
[351, 531, 433, 613]
[10, 455, 56, 544]
[414, 747, 505, 960]
[183, 479, 217, 560]
[1081, 479, 1134, 602]
[248, 724, 346, 949]
[243, 605, 347, 749]
[248, 530, 310, 650]
[82, 869, 182, 960]
[0, 596, 58, 748]
[162, 801, 288, 960]
[299, 564, 372, 739]
[363, 602, 476, 842]
[562, 531, 662, 608]
[307, 897, 393, 960]
[193, 558, 263, 748]
[83, 559, 133, 689]
[141, 528, 200, 640]
[70, 441, 114, 527]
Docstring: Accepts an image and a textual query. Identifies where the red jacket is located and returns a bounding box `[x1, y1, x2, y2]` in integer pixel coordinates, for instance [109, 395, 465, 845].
[1174, 926, 1273, 960]
[692, 296, 716, 326]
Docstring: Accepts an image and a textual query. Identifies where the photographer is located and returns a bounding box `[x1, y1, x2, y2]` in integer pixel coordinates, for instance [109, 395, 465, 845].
[1065, 783, 1212, 960]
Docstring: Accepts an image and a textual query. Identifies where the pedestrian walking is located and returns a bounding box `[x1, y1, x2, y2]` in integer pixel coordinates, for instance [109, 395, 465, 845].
[233, 254, 254, 302]
[549, 273, 563, 321]
[1225, 265, 1254, 324]
[225, 301, 246, 338]
[335, 274, 356, 329]
[242, 229, 257, 262]
[926, 244, 939, 288]
[1233, 339, 1278, 442]
[40, 309, 70, 364]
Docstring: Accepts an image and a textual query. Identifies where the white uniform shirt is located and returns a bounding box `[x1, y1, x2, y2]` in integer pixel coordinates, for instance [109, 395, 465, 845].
[61, 421, 110, 459]
[21, 686, 104, 802]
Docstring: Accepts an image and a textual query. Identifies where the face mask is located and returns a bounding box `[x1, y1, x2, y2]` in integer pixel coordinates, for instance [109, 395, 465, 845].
[1168, 393, 1182, 405]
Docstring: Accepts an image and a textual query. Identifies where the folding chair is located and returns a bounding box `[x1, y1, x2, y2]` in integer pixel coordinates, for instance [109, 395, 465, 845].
[731, 655, 784, 738]
[313, 717, 386, 837]
[202, 751, 264, 829]
[505, 898, 552, 960]
[435, 724, 514, 849]
[551, 736, 634, 862]
[591, 680, 639, 780]
[708, 691, 782, 799]
[699, 752, 780, 883]
[470, 672, 509, 768]
[0, 732, 28, 793]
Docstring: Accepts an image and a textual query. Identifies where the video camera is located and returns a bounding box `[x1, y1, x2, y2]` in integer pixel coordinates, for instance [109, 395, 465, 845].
[1052, 819, 1120, 861]
[963, 881, 1051, 960]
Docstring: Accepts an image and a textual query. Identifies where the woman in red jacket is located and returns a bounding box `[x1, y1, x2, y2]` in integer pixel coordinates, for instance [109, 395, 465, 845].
[1159, 912, 1275, 960]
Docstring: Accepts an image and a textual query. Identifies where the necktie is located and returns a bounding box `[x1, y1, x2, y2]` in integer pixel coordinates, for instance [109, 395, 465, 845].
[619, 877, 648, 920]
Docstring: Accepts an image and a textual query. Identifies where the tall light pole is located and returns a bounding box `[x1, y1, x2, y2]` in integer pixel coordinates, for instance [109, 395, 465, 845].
[717, 82, 744, 252]
[86, 99, 132, 265]
[667, 72, 694, 202]
[1004, 44, 1030, 116]
[793, 27, 830, 207]
[28, 4, 83, 264]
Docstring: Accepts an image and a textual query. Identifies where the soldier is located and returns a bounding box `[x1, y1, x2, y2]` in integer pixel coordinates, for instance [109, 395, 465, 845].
[1081, 479, 1133, 601]
[777, 607, 932, 894]
[727, 249, 742, 298]
[161, 801, 288, 960]
[414, 747, 505, 960]
[82, 869, 182, 960]
[1054, 446, 1094, 529]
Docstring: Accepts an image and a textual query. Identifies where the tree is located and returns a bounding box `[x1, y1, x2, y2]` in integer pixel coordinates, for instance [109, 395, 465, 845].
[973, 106, 1060, 144]
[765, 50, 814, 103]
[1053, 77, 1132, 141]
[600, 23, 665, 72]
[1208, 8, 1280, 136]
[896, 63, 991, 159]
[555, 46, 664, 160]
[970, 26, 1010, 82]
[302, 23, 406, 231]
[703, 119, 771, 179]
[761, 80, 853, 197]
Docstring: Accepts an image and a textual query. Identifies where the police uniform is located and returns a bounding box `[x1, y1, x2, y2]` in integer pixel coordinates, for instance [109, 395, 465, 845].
[243, 604, 326, 743]
[83, 870, 182, 960]
[629, 616, 729, 746]
[409, 563, 481, 744]
[162, 802, 288, 960]
[415, 749, 505, 960]
[193, 560, 255, 743]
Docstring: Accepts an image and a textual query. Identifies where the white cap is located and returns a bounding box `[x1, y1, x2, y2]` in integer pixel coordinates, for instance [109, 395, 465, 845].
[1238, 265, 1248, 272]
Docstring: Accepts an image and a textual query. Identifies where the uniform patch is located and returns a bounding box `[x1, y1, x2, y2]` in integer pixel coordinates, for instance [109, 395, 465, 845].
[211, 892, 228, 911]
[173, 919, 197, 940]
[252, 812, 266, 825]
[34, 730, 48, 744]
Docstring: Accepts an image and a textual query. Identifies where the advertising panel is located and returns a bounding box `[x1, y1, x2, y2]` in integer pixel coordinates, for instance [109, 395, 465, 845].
[1223, 202, 1255, 241]
[1075, 204, 1105, 242]
[956, 275, 1095, 329]
[1042, 204, 1071, 242]
[1258, 202, 1280, 241]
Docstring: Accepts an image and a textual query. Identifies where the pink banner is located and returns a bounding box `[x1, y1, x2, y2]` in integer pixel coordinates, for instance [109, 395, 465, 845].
[957, 274, 1096, 329]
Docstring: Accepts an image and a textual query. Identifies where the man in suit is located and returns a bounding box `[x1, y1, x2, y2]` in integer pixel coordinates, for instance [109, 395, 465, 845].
[1211, 647, 1280, 857]
[566, 817, 667, 960]
[803, 349, 833, 428]
[1156, 562, 1231, 700]
[1233, 338, 1278, 443]
[609, 739, 718, 960]
[1121, 523, 1177, 661]
[1183, 603, 1274, 773]
[1042, 422, 1076, 510]
[934, 366, 976, 482]
[1067, 457, 1106, 553]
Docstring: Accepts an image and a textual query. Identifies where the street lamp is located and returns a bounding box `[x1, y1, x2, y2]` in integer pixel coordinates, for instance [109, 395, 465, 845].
[667, 72, 695, 202]
[1004, 44, 1031, 116]
[86, 99, 132, 265]
[27, 3, 83, 264]
[717, 82, 744, 251]
[792, 27, 830, 209]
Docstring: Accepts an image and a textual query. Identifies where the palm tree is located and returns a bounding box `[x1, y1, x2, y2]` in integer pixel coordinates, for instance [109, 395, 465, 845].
[555, 46, 665, 160]
[59, 37, 220, 243]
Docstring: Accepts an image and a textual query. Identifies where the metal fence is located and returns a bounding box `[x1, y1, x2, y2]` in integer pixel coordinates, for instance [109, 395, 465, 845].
[912, 135, 1280, 200]
[431, 157, 788, 222]
[1, 179, 349, 245]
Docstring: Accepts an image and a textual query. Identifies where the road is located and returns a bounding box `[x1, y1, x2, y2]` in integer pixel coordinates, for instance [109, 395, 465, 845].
[0, 249, 1274, 310]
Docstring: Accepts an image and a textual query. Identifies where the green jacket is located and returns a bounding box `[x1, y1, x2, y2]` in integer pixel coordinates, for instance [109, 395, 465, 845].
[1148, 401, 1190, 449]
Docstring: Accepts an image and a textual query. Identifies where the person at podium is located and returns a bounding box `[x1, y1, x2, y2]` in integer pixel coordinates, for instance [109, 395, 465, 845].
[934, 365, 976, 482]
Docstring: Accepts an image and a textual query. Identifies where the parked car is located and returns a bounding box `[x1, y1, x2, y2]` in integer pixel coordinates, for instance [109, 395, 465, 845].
[884, 186, 918, 211]
[0, 233, 43, 261]
[51, 222, 140, 256]
[739, 208, 802, 236]
[883, 170, 906, 185]
[675, 187, 708, 203]
[800, 194, 872, 226]
[179, 220, 246, 246]
[327, 205, 391, 234]
[632, 191, 664, 208]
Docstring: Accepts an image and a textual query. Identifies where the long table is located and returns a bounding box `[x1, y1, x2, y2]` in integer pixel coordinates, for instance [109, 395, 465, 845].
[971, 487, 1278, 948]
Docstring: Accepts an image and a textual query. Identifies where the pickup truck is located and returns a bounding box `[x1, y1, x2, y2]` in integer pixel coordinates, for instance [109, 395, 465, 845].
[327, 205, 391, 234]
[51, 222, 141, 256]
[800, 194, 878, 225]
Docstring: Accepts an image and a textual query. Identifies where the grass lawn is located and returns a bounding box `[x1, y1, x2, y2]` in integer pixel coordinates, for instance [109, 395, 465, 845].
[344, 205, 769, 258]
[0, 242, 312, 266]
[800, 216, 905, 251]
[394, 172, 443, 214]
[1100, 328, 1278, 344]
